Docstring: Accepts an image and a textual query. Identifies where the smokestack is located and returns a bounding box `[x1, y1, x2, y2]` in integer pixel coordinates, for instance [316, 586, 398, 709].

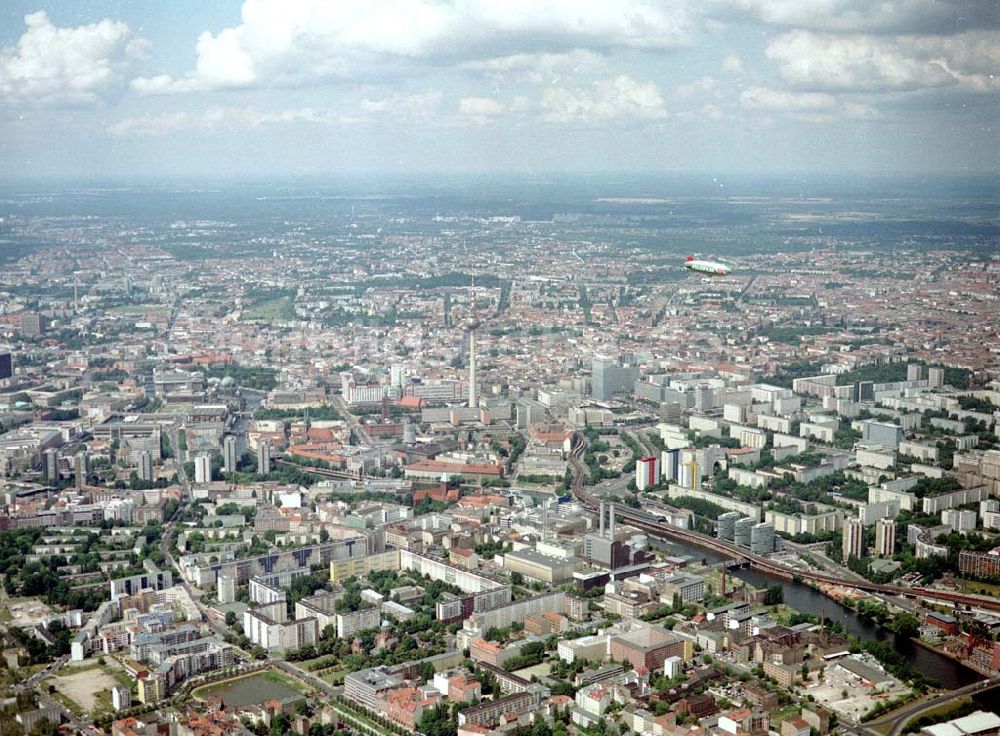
[599, 502, 605, 535]
[609, 502, 616, 540]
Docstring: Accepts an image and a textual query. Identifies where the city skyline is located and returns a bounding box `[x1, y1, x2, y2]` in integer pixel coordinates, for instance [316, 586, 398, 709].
[0, 4, 998, 735]
[0, 0, 997, 178]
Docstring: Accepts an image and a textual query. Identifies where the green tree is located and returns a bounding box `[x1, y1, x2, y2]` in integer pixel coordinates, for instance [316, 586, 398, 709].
[269, 714, 290, 736]
[417, 702, 456, 736]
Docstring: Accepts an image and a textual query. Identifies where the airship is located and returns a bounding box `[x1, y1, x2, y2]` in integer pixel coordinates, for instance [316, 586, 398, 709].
[684, 256, 732, 276]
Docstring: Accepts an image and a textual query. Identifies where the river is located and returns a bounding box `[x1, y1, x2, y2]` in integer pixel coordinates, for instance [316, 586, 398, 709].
[651, 538, 983, 690]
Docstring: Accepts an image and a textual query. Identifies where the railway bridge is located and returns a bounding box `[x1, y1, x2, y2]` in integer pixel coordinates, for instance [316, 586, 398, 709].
[567, 435, 1000, 613]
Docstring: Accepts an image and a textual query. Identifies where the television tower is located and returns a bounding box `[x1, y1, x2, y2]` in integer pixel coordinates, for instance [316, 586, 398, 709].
[467, 276, 479, 409]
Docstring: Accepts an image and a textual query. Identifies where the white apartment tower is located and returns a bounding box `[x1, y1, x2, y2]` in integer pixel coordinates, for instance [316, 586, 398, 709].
[843, 518, 865, 560]
[194, 453, 212, 484]
[875, 518, 896, 558]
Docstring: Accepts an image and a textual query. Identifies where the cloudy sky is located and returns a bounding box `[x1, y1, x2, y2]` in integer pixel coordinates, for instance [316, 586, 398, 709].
[0, 0, 996, 178]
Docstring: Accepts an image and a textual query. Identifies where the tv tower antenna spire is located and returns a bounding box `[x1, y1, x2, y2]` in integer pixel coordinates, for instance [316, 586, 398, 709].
[467, 275, 480, 409]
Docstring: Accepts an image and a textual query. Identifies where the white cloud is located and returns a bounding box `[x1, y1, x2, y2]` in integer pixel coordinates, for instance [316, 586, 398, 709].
[107, 107, 331, 136]
[739, 85, 883, 123]
[460, 50, 608, 85]
[456, 96, 508, 124]
[766, 30, 999, 93]
[727, 0, 994, 34]
[720, 53, 745, 75]
[133, 0, 706, 94]
[357, 90, 443, 119]
[673, 103, 724, 122]
[107, 111, 193, 136]
[541, 75, 667, 123]
[458, 97, 505, 115]
[0, 11, 149, 106]
[676, 76, 717, 99]
[108, 93, 442, 136]
[740, 86, 836, 111]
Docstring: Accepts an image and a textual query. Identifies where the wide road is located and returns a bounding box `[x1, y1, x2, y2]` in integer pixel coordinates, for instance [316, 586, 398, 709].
[274, 661, 396, 736]
[330, 395, 375, 446]
[159, 499, 252, 652]
[867, 675, 1000, 736]
[12, 654, 69, 694]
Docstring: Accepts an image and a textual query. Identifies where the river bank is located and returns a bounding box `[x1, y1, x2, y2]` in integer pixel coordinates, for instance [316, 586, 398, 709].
[650, 536, 983, 690]
[911, 637, 994, 678]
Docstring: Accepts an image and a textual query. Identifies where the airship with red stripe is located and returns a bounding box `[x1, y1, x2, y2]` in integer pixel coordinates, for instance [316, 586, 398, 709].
[684, 256, 732, 276]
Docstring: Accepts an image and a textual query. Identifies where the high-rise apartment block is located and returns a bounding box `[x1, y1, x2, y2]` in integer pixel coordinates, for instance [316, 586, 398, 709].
[223, 436, 238, 475]
[257, 440, 271, 475]
[843, 518, 865, 559]
[875, 518, 896, 557]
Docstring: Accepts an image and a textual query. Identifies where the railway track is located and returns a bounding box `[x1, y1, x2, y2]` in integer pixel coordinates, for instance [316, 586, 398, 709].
[567, 434, 1000, 613]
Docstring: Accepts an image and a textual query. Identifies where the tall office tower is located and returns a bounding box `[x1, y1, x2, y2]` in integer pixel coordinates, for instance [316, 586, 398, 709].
[223, 436, 238, 475]
[843, 518, 865, 560]
[0, 352, 11, 381]
[591, 356, 615, 401]
[390, 364, 406, 389]
[44, 448, 59, 483]
[467, 284, 479, 409]
[907, 363, 923, 382]
[20, 312, 46, 338]
[928, 367, 944, 388]
[257, 441, 271, 475]
[443, 293, 451, 327]
[194, 454, 212, 484]
[138, 451, 153, 482]
[74, 451, 88, 490]
[875, 518, 896, 558]
[591, 355, 640, 401]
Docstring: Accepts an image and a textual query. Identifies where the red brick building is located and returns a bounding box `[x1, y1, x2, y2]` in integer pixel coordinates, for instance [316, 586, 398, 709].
[382, 687, 441, 730]
[608, 623, 687, 672]
[924, 612, 959, 636]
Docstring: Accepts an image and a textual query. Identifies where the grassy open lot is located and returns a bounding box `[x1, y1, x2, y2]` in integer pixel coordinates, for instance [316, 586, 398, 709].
[0, 597, 11, 622]
[4, 595, 55, 626]
[955, 578, 1000, 598]
[242, 295, 295, 323]
[320, 667, 347, 686]
[769, 705, 801, 726]
[262, 668, 309, 693]
[44, 661, 132, 715]
[512, 662, 551, 680]
[110, 304, 169, 315]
